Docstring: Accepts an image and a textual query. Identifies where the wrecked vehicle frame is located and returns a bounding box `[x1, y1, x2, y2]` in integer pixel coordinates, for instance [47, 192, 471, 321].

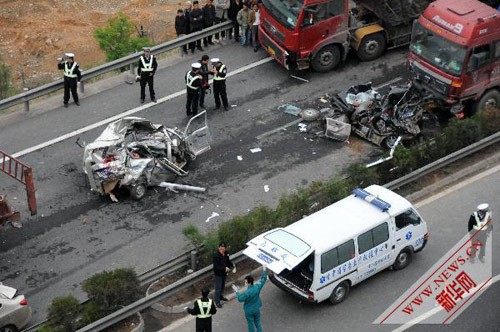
[326, 82, 433, 149]
[82, 111, 211, 200]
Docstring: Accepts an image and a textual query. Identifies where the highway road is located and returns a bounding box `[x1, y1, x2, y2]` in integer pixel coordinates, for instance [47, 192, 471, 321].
[2, 39, 415, 325]
[162, 165, 500, 332]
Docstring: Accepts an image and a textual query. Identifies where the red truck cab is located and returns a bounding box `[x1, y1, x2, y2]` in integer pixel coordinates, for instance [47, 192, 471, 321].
[258, 0, 350, 72]
[409, 0, 500, 117]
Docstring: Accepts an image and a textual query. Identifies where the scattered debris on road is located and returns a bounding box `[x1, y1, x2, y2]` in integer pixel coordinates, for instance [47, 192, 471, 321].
[285, 82, 439, 149]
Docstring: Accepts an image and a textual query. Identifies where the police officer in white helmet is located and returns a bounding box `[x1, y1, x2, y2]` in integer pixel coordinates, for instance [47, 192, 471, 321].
[468, 203, 493, 263]
[186, 62, 203, 117]
[57, 52, 82, 108]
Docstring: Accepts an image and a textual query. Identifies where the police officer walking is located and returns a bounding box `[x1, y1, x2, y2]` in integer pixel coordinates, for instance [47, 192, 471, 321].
[186, 287, 217, 332]
[137, 47, 158, 104]
[186, 62, 203, 117]
[57, 53, 82, 108]
[210, 58, 229, 111]
[468, 203, 493, 263]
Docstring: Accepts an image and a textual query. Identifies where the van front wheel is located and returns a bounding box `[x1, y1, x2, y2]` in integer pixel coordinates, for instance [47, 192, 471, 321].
[329, 281, 350, 304]
[393, 249, 412, 270]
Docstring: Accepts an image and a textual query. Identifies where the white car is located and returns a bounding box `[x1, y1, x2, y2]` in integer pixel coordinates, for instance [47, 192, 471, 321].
[0, 283, 32, 332]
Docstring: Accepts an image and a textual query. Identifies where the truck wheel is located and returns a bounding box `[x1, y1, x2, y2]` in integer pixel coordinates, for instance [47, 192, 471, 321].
[329, 281, 350, 304]
[473, 89, 500, 114]
[357, 33, 386, 62]
[129, 178, 148, 200]
[311, 45, 340, 73]
[393, 249, 412, 270]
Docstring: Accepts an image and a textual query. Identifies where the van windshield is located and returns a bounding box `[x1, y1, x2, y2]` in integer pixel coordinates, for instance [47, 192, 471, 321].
[262, 0, 304, 29]
[264, 229, 311, 257]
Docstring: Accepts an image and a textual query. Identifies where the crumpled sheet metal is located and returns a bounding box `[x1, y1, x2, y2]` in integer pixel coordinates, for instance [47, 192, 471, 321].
[325, 114, 351, 142]
[83, 117, 175, 195]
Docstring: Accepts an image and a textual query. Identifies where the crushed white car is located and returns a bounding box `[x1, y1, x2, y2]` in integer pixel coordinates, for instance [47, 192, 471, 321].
[83, 112, 211, 200]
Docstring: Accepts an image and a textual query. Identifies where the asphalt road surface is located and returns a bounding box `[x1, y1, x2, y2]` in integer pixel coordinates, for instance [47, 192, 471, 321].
[2, 40, 414, 325]
[161, 165, 500, 332]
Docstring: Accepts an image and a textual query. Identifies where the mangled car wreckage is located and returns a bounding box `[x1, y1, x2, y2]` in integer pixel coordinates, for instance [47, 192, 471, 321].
[306, 82, 435, 149]
[83, 112, 211, 200]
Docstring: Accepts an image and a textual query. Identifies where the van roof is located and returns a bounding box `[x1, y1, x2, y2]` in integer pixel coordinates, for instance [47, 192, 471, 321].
[284, 185, 412, 252]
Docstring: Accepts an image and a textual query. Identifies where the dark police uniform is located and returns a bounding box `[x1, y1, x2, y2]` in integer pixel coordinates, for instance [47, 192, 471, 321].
[57, 54, 82, 107]
[212, 59, 229, 110]
[187, 296, 217, 332]
[137, 48, 158, 103]
[186, 63, 202, 116]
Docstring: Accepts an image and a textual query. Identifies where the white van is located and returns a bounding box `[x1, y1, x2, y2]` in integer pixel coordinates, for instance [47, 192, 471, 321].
[243, 185, 429, 304]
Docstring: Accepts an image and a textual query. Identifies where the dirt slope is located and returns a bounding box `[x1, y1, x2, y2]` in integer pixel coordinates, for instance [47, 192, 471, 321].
[0, 0, 178, 90]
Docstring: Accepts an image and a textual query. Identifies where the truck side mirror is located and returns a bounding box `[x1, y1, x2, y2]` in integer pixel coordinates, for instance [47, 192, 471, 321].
[469, 53, 486, 71]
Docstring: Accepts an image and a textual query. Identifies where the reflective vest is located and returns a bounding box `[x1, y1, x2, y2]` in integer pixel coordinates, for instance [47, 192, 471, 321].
[473, 211, 492, 231]
[186, 71, 200, 90]
[213, 64, 226, 81]
[140, 55, 154, 72]
[196, 299, 213, 319]
[64, 62, 78, 78]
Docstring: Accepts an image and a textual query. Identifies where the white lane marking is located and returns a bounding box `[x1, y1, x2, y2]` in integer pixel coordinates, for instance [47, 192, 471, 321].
[414, 163, 500, 209]
[256, 119, 302, 140]
[256, 77, 403, 141]
[10, 57, 274, 159]
[391, 274, 500, 332]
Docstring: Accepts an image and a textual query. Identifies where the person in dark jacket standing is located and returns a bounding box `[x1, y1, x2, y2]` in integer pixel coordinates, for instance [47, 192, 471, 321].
[234, 266, 267, 332]
[186, 62, 203, 117]
[183, 1, 193, 54]
[210, 58, 229, 111]
[136, 47, 158, 104]
[203, 0, 216, 46]
[190, 1, 205, 53]
[212, 241, 234, 308]
[186, 287, 217, 332]
[199, 54, 211, 109]
[175, 9, 188, 55]
[57, 52, 82, 107]
[228, 0, 243, 42]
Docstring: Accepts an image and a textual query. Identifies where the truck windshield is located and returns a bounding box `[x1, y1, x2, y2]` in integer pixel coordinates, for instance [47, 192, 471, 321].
[410, 22, 466, 76]
[262, 0, 304, 29]
[264, 229, 311, 257]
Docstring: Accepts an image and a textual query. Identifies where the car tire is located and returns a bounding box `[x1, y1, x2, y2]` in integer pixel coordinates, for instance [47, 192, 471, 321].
[473, 89, 500, 115]
[300, 108, 321, 122]
[311, 45, 341, 73]
[0, 325, 19, 332]
[129, 178, 147, 200]
[329, 281, 350, 305]
[357, 32, 386, 62]
[393, 249, 412, 270]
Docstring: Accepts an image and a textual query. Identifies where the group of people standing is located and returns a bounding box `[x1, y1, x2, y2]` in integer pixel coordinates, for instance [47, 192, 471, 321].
[186, 241, 267, 332]
[176, 0, 261, 54]
[185, 55, 229, 117]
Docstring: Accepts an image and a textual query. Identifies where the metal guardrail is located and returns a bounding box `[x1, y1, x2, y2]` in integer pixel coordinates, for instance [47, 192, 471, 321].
[0, 21, 232, 112]
[21, 247, 200, 332]
[77, 252, 247, 332]
[385, 131, 500, 190]
[72, 131, 500, 331]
